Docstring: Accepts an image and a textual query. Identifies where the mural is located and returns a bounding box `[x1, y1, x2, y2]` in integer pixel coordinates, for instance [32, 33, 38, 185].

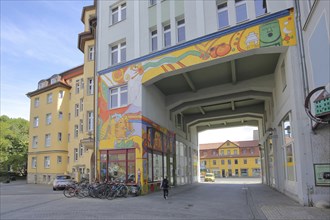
[99, 9, 296, 86]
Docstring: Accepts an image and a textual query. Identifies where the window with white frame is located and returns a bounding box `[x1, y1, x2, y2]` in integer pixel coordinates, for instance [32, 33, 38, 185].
[45, 134, 51, 147]
[254, 0, 267, 17]
[74, 125, 79, 138]
[58, 90, 64, 99]
[57, 156, 62, 164]
[151, 29, 158, 52]
[75, 80, 80, 94]
[58, 132, 62, 141]
[110, 41, 126, 65]
[46, 113, 52, 125]
[111, 2, 126, 25]
[79, 145, 84, 157]
[34, 97, 40, 108]
[87, 111, 94, 131]
[80, 119, 83, 133]
[47, 93, 53, 103]
[81, 79, 84, 90]
[87, 78, 94, 95]
[282, 113, 295, 181]
[80, 98, 84, 112]
[32, 157, 37, 168]
[217, 1, 229, 29]
[177, 19, 185, 43]
[75, 104, 79, 117]
[33, 117, 39, 128]
[235, 0, 248, 23]
[32, 136, 38, 148]
[109, 85, 128, 109]
[74, 148, 78, 161]
[163, 24, 171, 47]
[88, 46, 94, 61]
[44, 156, 50, 168]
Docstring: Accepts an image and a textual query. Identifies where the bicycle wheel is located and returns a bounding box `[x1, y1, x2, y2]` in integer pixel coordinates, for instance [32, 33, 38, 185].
[63, 187, 75, 198]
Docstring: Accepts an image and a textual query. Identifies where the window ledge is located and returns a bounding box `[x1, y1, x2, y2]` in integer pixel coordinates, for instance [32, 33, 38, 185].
[236, 18, 250, 25]
[108, 19, 126, 28]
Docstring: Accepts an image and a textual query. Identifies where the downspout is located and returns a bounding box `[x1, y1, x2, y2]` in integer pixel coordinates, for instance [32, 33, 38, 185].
[93, 0, 98, 182]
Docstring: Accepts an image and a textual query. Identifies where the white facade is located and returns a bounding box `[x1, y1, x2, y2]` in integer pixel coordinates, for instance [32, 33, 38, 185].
[96, 0, 329, 206]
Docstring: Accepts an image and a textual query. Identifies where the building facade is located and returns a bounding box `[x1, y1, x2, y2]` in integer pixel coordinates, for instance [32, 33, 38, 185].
[200, 140, 261, 178]
[26, 5, 96, 184]
[95, 0, 329, 206]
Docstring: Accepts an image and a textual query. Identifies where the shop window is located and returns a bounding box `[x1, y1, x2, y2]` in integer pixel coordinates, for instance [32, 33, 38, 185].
[100, 149, 135, 183]
[241, 168, 248, 176]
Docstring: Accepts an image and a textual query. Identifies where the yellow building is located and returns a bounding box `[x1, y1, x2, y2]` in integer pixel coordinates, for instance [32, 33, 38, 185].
[200, 140, 261, 178]
[26, 5, 95, 184]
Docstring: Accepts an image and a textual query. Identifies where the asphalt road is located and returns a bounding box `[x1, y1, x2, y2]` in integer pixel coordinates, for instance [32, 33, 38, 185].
[1, 179, 329, 220]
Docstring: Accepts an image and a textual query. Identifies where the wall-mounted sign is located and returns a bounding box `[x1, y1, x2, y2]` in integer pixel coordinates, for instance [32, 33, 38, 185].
[314, 163, 330, 186]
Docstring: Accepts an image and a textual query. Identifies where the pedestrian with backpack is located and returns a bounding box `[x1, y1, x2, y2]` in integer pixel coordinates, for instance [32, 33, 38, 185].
[160, 176, 169, 199]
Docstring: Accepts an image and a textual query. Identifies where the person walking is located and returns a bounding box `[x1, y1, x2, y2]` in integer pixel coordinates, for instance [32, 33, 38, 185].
[160, 177, 169, 199]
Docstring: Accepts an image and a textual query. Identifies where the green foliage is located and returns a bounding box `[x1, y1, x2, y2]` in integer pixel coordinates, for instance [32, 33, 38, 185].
[0, 115, 29, 175]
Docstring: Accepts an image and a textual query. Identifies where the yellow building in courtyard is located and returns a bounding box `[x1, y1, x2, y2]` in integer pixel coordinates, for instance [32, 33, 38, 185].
[26, 5, 96, 184]
[200, 140, 261, 178]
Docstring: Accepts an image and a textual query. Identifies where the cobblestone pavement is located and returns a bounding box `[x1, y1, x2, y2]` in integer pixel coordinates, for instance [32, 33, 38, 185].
[1, 179, 329, 220]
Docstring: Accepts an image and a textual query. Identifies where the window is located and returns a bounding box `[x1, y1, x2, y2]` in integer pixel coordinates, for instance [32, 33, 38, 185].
[227, 150, 231, 155]
[79, 145, 84, 157]
[111, 2, 126, 25]
[254, 0, 267, 17]
[47, 93, 53, 103]
[87, 111, 94, 131]
[81, 79, 84, 90]
[151, 29, 158, 52]
[80, 98, 84, 112]
[255, 158, 259, 164]
[75, 104, 79, 117]
[163, 24, 171, 47]
[234, 149, 238, 155]
[45, 134, 51, 147]
[34, 97, 40, 108]
[87, 78, 94, 95]
[250, 149, 254, 154]
[177, 19, 185, 43]
[74, 148, 78, 161]
[149, 0, 156, 6]
[235, 159, 238, 164]
[218, 1, 229, 29]
[80, 119, 84, 133]
[110, 42, 126, 65]
[33, 117, 39, 128]
[110, 85, 128, 109]
[241, 168, 248, 176]
[242, 149, 247, 154]
[74, 125, 79, 138]
[88, 46, 94, 61]
[75, 80, 80, 94]
[228, 159, 231, 165]
[100, 149, 135, 182]
[58, 132, 62, 141]
[44, 156, 50, 168]
[220, 150, 224, 155]
[221, 160, 225, 165]
[244, 159, 247, 164]
[32, 157, 37, 168]
[213, 160, 216, 165]
[46, 113, 52, 125]
[235, 0, 248, 23]
[57, 156, 62, 164]
[32, 136, 38, 148]
[59, 111, 63, 120]
[58, 90, 64, 99]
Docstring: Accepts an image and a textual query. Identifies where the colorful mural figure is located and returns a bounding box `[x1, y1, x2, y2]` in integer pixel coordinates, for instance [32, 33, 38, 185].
[259, 20, 282, 47]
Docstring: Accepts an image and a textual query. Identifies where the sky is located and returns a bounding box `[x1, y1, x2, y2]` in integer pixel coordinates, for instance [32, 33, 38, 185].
[0, 0, 93, 120]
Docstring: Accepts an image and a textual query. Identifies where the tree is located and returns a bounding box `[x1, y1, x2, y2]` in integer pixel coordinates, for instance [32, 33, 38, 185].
[0, 115, 29, 175]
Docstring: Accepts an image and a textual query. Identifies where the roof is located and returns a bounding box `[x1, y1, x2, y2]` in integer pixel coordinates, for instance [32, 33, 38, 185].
[200, 140, 259, 150]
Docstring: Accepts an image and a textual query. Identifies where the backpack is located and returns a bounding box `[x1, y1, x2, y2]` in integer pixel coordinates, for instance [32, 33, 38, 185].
[162, 179, 169, 188]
